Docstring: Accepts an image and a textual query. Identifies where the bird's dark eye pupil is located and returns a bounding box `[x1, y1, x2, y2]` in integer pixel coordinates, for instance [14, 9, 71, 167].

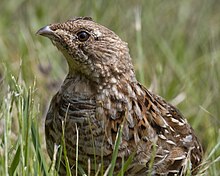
[77, 31, 89, 42]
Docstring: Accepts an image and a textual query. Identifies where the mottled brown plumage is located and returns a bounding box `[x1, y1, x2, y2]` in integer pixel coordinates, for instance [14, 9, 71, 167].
[37, 17, 203, 175]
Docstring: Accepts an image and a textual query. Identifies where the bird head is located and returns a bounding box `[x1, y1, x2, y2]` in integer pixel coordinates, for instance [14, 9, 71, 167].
[37, 17, 135, 84]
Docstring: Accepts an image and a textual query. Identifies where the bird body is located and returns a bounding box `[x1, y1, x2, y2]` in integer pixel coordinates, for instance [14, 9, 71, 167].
[37, 17, 203, 175]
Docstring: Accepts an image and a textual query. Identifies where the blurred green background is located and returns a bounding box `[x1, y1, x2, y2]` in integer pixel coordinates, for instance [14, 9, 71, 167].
[0, 0, 219, 175]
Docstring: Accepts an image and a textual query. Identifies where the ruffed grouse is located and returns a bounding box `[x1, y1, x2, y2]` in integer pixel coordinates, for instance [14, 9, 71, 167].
[37, 17, 203, 175]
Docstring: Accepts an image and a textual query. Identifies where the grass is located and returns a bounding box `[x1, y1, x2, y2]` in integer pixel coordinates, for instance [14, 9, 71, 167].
[0, 0, 220, 175]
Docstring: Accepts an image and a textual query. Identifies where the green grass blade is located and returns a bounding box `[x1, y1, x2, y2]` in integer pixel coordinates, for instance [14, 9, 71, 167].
[9, 145, 21, 176]
[117, 151, 135, 176]
[31, 121, 49, 176]
[61, 103, 72, 176]
[108, 124, 123, 176]
[78, 164, 87, 176]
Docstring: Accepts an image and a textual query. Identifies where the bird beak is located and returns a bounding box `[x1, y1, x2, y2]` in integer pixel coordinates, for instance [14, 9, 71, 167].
[36, 26, 52, 36]
[36, 25, 59, 40]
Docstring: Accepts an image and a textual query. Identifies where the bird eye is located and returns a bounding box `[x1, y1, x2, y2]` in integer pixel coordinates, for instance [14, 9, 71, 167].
[77, 31, 90, 42]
